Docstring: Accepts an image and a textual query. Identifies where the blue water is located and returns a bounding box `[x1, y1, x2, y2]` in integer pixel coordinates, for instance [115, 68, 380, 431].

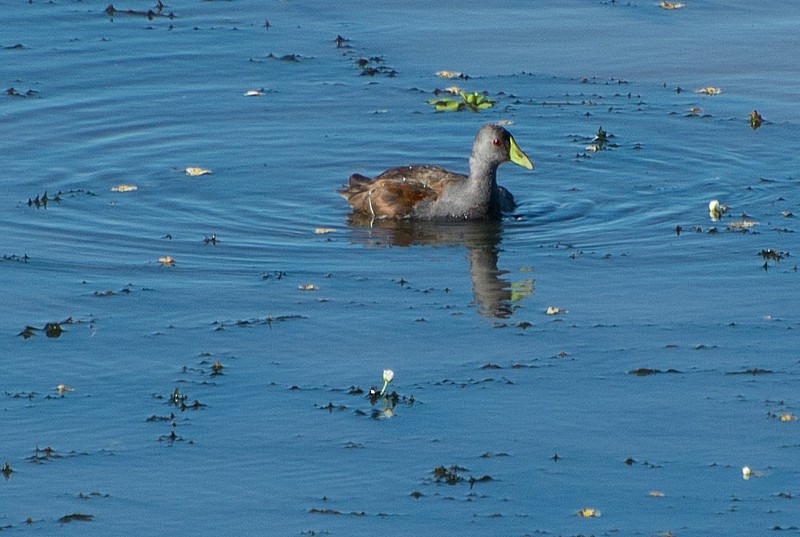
[2, 1, 799, 535]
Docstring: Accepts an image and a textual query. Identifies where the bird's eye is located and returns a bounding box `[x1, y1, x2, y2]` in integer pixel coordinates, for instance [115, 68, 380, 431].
[492, 138, 501, 146]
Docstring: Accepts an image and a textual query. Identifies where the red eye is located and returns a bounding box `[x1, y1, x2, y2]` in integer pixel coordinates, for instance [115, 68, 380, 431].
[492, 138, 501, 146]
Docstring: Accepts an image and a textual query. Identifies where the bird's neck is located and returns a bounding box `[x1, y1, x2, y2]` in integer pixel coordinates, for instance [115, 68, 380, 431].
[467, 155, 499, 196]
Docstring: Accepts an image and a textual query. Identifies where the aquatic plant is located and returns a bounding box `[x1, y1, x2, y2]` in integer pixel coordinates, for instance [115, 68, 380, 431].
[104, 2, 174, 20]
[380, 368, 394, 395]
[708, 199, 728, 221]
[18, 319, 75, 339]
[428, 91, 495, 112]
[433, 465, 464, 485]
[58, 513, 94, 523]
[750, 109, 764, 130]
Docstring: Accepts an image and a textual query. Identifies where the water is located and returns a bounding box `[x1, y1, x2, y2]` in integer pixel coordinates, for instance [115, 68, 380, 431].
[2, 1, 799, 535]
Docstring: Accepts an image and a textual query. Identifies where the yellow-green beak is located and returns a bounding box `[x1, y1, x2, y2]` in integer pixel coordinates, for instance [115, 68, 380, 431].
[509, 136, 534, 170]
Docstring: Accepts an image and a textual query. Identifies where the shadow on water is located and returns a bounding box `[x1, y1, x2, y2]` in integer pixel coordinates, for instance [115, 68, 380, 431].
[345, 216, 532, 319]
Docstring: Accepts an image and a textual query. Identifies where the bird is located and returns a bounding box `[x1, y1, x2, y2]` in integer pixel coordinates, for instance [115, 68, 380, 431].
[338, 124, 534, 220]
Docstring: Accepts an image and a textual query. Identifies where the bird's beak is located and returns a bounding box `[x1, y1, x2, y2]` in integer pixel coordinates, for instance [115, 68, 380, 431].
[509, 136, 534, 170]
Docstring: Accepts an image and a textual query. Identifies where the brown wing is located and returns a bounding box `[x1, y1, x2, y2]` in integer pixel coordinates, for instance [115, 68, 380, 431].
[339, 166, 466, 219]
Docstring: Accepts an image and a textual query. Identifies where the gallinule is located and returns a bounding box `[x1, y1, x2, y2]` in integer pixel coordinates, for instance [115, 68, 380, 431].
[339, 124, 534, 220]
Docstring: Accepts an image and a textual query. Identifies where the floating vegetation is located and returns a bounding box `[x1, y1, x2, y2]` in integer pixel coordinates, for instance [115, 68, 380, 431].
[298, 283, 318, 291]
[185, 167, 212, 176]
[725, 368, 773, 375]
[334, 34, 350, 48]
[660, 1, 685, 9]
[212, 314, 306, 331]
[431, 464, 493, 489]
[78, 491, 110, 500]
[708, 199, 728, 221]
[741, 465, 764, 479]
[150, 387, 208, 444]
[696, 86, 721, 95]
[145, 413, 175, 423]
[210, 361, 224, 376]
[727, 216, 758, 232]
[57, 513, 93, 523]
[576, 507, 602, 518]
[585, 125, 615, 152]
[262, 270, 287, 281]
[436, 70, 469, 80]
[2, 462, 13, 480]
[26, 445, 61, 464]
[479, 452, 510, 458]
[27, 189, 94, 208]
[6, 86, 38, 97]
[104, 2, 175, 20]
[18, 318, 76, 339]
[759, 249, 786, 262]
[627, 368, 682, 376]
[308, 507, 366, 517]
[27, 191, 60, 209]
[3, 253, 29, 263]
[379, 368, 394, 395]
[511, 279, 534, 302]
[167, 387, 206, 411]
[55, 384, 74, 394]
[759, 248, 789, 270]
[265, 52, 304, 62]
[750, 109, 764, 130]
[93, 285, 134, 297]
[332, 369, 416, 419]
[432, 464, 466, 485]
[334, 35, 397, 77]
[428, 90, 494, 112]
[110, 184, 137, 192]
[356, 56, 396, 77]
[624, 457, 661, 468]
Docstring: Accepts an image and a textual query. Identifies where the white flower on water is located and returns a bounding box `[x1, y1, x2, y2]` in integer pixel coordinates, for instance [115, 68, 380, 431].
[709, 199, 728, 221]
[380, 369, 395, 395]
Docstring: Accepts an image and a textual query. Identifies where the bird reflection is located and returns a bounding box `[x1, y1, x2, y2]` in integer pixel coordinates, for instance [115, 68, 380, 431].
[345, 215, 533, 318]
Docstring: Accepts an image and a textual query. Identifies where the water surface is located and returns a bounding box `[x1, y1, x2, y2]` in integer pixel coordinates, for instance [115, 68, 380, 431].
[2, 1, 799, 535]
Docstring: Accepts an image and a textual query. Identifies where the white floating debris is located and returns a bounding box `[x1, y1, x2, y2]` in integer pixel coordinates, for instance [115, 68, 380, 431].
[111, 184, 138, 192]
[185, 167, 212, 177]
[436, 70, 464, 79]
[696, 86, 721, 95]
[576, 507, 601, 518]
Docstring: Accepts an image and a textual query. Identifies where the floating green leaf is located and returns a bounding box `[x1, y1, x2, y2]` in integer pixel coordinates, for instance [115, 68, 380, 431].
[428, 91, 495, 113]
[510, 279, 534, 302]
